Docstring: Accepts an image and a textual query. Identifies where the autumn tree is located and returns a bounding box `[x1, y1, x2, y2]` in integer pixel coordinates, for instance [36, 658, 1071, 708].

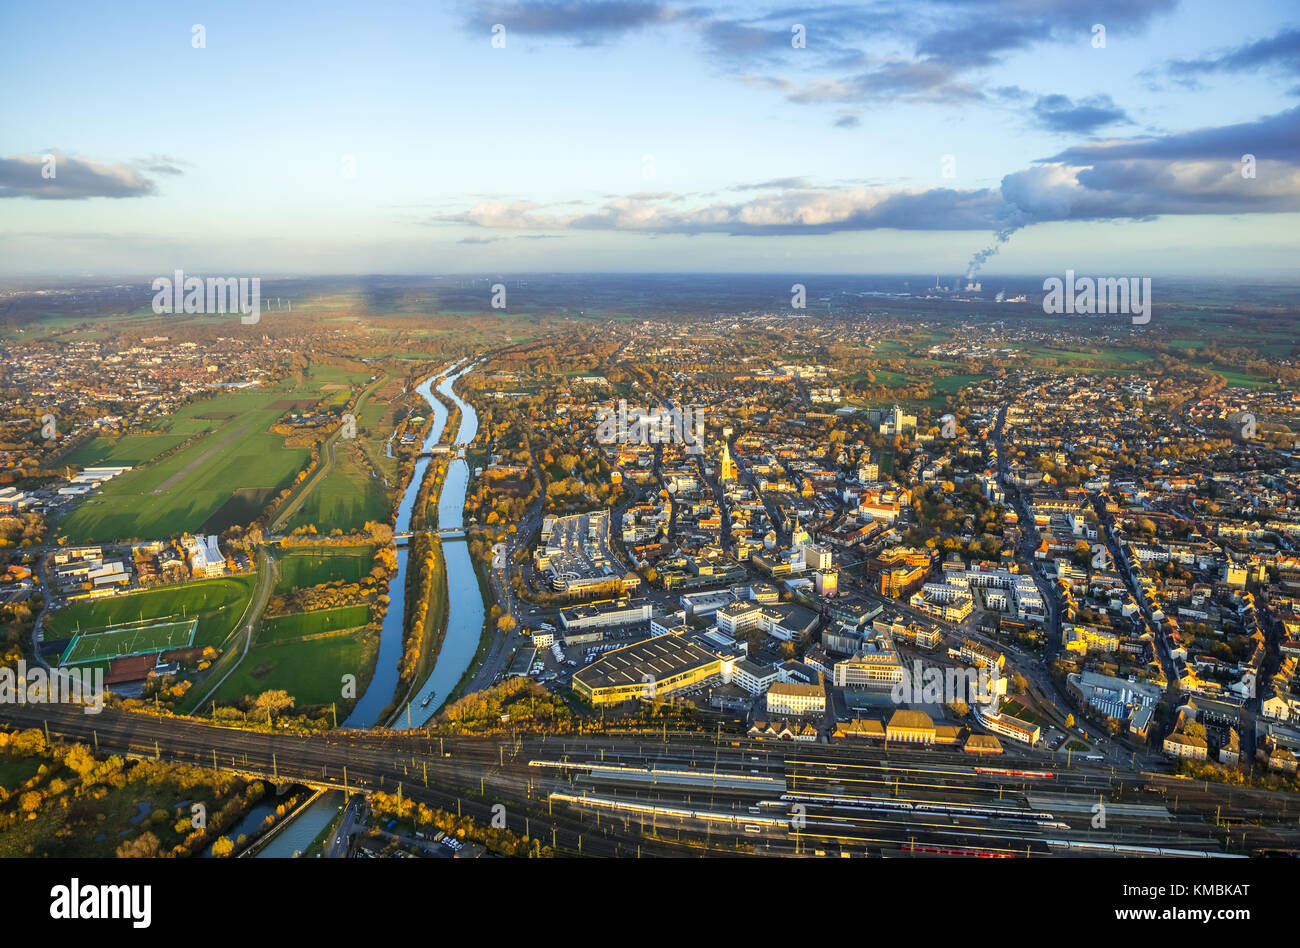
[252, 689, 295, 719]
[117, 831, 161, 858]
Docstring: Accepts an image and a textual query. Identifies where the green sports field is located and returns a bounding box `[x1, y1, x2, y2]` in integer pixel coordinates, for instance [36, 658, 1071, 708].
[44, 575, 256, 649]
[275, 546, 376, 593]
[60, 617, 197, 666]
[259, 605, 371, 642]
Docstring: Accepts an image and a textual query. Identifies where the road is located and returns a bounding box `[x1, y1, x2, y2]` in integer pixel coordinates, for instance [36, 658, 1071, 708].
[324, 794, 366, 858]
[185, 547, 279, 712]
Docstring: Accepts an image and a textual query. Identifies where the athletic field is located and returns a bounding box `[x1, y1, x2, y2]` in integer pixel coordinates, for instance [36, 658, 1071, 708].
[59, 617, 198, 666]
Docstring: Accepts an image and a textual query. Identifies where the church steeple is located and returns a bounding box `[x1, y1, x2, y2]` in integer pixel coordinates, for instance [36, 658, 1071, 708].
[719, 440, 737, 482]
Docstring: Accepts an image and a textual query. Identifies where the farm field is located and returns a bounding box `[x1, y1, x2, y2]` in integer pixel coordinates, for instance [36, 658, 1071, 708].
[259, 605, 371, 643]
[210, 629, 375, 709]
[274, 546, 376, 593]
[58, 365, 372, 543]
[1217, 369, 1274, 389]
[44, 575, 256, 649]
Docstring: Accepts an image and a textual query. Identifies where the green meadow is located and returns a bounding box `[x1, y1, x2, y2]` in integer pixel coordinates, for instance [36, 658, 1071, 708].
[283, 448, 390, 535]
[274, 546, 376, 593]
[259, 605, 371, 643]
[210, 629, 374, 709]
[59, 366, 372, 542]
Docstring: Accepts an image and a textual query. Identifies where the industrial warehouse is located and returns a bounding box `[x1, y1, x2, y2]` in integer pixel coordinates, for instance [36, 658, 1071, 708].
[571, 632, 722, 706]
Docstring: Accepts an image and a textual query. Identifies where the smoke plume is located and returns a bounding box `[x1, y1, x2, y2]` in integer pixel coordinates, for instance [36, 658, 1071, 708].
[965, 206, 1031, 281]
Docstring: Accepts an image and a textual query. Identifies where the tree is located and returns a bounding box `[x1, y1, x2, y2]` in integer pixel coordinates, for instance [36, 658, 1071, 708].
[252, 689, 295, 720]
[497, 615, 517, 634]
[117, 831, 161, 858]
[211, 836, 236, 858]
[1065, 713, 1075, 729]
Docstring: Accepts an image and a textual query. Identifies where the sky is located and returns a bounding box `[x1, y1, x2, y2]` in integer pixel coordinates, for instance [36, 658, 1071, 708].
[1, 0, 1299, 278]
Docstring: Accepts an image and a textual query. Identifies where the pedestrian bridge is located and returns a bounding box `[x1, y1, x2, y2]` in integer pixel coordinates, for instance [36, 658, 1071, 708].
[417, 444, 467, 460]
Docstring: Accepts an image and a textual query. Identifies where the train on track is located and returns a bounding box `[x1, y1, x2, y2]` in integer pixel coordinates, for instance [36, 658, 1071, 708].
[973, 767, 1055, 779]
[780, 792, 1054, 822]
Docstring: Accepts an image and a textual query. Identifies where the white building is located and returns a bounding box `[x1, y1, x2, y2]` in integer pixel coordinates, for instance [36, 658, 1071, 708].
[184, 535, 225, 578]
[765, 680, 825, 717]
[730, 658, 778, 696]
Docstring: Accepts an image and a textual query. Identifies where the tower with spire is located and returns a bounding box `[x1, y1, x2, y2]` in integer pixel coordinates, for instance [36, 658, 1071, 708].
[719, 440, 737, 483]
[791, 511, 810, 549]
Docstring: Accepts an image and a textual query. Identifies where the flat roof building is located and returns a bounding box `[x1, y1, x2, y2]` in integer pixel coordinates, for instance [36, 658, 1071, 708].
[559, 598, 653, 631]
[572, 633, 720, 706]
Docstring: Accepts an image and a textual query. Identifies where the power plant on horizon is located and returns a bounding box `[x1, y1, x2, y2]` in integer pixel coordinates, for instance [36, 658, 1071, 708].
[929, 275, 981, 294]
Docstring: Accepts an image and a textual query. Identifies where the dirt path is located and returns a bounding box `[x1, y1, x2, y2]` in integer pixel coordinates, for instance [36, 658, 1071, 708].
[269, 375, 387, 533]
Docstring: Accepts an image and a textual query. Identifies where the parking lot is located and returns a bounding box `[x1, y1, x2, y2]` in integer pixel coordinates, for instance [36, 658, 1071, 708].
[539, 512, 619, 590]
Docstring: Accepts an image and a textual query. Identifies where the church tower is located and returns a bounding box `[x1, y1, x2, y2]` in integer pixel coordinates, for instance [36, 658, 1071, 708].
[719, 441, 738, 483]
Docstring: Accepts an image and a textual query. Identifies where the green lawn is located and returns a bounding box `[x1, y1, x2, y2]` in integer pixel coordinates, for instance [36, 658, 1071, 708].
[1020, 345, 1152, 366]
[283, 447, 390, 535]
[999, 697, 1045, 726]
[210, 629, 375, 709]
[44, 575, 256, 648]
[259, 605, 371, 642]
[275, 546, 375, 593]
[1216, 369, 1273, 389]
[0, 756, 45, 793]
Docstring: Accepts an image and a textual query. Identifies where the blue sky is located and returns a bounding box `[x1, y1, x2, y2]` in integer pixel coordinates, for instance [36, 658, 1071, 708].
[2, 0, 1298, 277]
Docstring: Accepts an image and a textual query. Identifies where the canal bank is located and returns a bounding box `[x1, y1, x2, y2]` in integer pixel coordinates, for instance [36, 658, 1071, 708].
[395, 367, 484, 729]
[342, 363, 458, 728]
[257, 359, 483, 856]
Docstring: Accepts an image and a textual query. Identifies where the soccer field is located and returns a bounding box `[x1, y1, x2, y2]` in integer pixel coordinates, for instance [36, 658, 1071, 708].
[60, 618, 198, 666]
